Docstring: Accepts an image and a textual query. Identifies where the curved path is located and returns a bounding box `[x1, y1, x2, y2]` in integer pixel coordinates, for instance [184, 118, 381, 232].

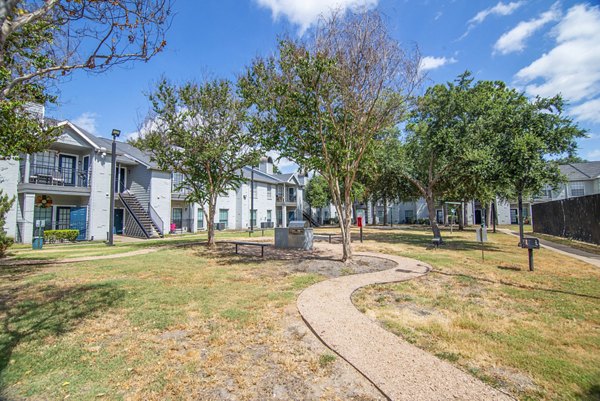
[297, 252, 513, 401]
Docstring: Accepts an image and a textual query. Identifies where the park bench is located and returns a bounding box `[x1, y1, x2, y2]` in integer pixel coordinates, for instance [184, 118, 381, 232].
[246, 228, 266, 237]
[315, 233, 341, 243]
[223, 241, 270, 257]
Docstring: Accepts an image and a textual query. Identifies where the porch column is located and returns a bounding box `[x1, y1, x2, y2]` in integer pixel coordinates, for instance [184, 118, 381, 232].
[23, 154, 31, 183]
[21, 193, 35, 244]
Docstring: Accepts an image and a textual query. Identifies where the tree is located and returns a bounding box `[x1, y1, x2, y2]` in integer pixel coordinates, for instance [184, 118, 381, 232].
[0, 190, 15, 258]
[0, 0, 172, 157]
[399, 73, 488, 239]
[134, 78, 261, 247]
[491, 94, 585, 245]
[240, 11, 420, 261]
[305, 174, 331, 223]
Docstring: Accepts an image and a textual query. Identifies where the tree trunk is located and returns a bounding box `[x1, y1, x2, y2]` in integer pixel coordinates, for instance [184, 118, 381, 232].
[383, 197, 388, 226]
[517, 191, 524, 246]
[486, 201, 493, 228]
[207, 195, 217, 247]
[458, 202, 464, 230]
[371, 199, 376, 225]
[425, 192, 442, 239]
[492, 200, 497, 233]
[336, 200, 353, 262]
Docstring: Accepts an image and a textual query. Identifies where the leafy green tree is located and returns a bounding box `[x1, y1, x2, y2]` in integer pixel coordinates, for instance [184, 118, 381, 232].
[0, 190, 15, 258]
[399, 73, 488, 239]
[491, 94, 585, 244]
[240, 12, 420, 261]
[0, 0, 172, 157]
[305, 174, 331, 223]
[134, 78, 261, 247]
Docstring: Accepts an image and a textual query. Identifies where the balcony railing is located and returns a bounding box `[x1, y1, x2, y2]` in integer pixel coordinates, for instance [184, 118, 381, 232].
[21, 164, 91, 188]
[276, 194, 297, 203]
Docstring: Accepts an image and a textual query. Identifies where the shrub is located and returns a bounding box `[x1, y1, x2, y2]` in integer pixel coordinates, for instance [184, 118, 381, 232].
[0, 231, 14, 258]
[43, 229, 80, 243]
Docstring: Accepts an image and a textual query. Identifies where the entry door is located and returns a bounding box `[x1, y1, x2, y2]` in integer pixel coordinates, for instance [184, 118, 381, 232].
[56, 207, 71, 230]
[475, 210, 482, 225]
[288, 210, 295, 222]
[172, 208, 183, 229]
[58, 155, 76, 185]
[114, 209, 124, 234]
[436, 210, 443, 224]
[510, 209, 518, 224]
[70, 207, 87, 240]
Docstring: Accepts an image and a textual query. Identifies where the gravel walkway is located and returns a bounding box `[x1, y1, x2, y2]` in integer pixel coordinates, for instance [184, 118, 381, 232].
[297, 251, 514, 401]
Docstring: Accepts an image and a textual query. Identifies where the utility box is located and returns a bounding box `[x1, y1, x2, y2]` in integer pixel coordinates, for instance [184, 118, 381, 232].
[275, 221, 313, 250]
[476, 226, 488, 242]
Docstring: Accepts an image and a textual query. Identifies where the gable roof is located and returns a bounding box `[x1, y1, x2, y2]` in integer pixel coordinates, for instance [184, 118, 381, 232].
[559, 161, 600, 181]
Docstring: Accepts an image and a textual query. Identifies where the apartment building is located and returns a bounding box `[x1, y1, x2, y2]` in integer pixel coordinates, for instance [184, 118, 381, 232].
[0, 120, 305, 243]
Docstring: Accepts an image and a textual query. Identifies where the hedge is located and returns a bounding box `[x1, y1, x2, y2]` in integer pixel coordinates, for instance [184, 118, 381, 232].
[43, 229, 80, 243]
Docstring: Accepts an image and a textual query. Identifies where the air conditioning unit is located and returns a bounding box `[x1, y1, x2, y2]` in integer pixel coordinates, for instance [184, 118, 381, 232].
[214, 222, 225, 231]
[261, 221, 274, 229]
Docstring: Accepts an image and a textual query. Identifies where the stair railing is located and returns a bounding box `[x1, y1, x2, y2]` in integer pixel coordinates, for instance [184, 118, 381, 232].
[118, 193, 152, 238]
[148, 203, 165, 237]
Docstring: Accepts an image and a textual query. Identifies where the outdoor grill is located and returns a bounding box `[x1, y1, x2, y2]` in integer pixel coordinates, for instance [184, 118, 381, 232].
[274, 220, 314, 250]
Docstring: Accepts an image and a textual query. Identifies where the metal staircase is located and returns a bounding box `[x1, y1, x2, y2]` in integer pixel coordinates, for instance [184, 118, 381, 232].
[303, 210, 321, 227]
[119, 191, 164, 238]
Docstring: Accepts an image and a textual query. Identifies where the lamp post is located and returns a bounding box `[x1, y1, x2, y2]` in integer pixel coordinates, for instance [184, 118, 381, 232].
[250, 166, 255, 234]
[108, 128, 121, 246]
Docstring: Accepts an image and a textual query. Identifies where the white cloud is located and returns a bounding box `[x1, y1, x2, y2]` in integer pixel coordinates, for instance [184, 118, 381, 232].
[419, 56, 457, 72]
[254, 0, 378, 33]
[515, 4, 600, 103]
[586, 148, 600, 160]
[72, 112, 99, 135]
[494, 3, 561, 55]
[469, 1, 524, 25]
[570, 98, 600, 124]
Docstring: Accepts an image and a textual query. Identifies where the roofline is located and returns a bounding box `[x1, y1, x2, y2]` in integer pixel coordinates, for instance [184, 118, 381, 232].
[566, 163, 595, 179]
[57, 121, 101, 150]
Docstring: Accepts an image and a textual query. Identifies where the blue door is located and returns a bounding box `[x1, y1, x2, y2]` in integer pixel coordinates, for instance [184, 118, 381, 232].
[58, 155, 76, 185]
[70, 207, 87, 240]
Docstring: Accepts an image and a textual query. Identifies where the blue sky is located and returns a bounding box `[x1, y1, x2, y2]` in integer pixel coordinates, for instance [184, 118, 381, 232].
[49, 0, 600, 171]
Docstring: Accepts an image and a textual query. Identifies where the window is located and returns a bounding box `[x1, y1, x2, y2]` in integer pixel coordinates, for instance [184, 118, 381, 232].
[252, 182, 258, 198]
[250, 209, 257, 227]
[197, 209, 204, 230]
[172, 172, 184, 192]
[266, 210, 272, 222]
[541, 186, 552, 198]
[267, 184, 272, 200]
[571, 182, 585, 197]
[219, 209, 229, 228]
[114, 166, 126, 193]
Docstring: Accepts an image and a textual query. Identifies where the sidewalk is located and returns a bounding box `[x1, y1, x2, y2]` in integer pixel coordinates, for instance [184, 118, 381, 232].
[498, 229, 600, 268]
[297, 252, 514, 401]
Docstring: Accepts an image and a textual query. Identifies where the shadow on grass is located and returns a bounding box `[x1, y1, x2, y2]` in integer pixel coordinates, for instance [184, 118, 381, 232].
[581, 384, 600, 401]
[431, 270, 600, 300]
[0, 282, 124, 380]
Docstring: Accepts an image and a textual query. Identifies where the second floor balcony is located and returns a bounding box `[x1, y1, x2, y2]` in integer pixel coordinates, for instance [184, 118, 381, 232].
[20, 163, 91, 189]
[276, 192, 297, 204]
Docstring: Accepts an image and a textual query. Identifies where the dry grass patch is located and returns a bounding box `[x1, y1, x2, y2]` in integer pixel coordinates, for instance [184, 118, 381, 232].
[0, 245, 383, 400]
[352, 226, 600, 401]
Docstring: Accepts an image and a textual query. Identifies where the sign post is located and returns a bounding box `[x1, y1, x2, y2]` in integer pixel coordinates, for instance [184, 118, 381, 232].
[357, 216, 363, 243]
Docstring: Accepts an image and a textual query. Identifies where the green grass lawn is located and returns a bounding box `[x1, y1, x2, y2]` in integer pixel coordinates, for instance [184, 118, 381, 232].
[2, 227, 598, 400]
[353, 227, 600, 401]
[0, 243, 332, 400]
[6, 229, 275, 261]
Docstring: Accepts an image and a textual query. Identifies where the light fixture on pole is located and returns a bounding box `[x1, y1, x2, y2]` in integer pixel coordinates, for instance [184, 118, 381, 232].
[108, 128, 120, 246]
[250, 165, 255, 234]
